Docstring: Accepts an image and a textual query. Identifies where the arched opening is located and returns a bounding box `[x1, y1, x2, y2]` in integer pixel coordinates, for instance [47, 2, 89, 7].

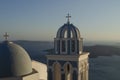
[70, 31, 73, 38]
[63, 30, 74, 38]
[62, 40, 66, 52]
[64, 30, 67, 38]
[56, 40, 60, 54]
[64, 63, 73, 80]
[71, 40, 75, 52]
[53, 62, 61, 80]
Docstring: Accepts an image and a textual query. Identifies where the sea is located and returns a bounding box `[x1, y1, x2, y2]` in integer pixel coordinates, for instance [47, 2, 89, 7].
[10, 41, 120, 80]
[89, 55, 120, 80]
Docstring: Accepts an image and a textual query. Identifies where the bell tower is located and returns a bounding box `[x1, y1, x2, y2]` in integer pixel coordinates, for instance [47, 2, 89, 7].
[54, 14, 83, 55]
[47, 14, 89, 80]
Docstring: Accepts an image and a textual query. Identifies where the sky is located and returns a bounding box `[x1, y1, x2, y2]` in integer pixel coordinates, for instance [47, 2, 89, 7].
[0, 0, 120, 42]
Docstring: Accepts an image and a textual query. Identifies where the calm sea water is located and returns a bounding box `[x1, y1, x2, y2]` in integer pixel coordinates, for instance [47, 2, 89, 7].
[89, 55, 120, 80]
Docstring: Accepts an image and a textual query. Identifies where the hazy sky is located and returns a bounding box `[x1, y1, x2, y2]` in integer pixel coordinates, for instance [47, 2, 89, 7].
[0, 0, 120, 42]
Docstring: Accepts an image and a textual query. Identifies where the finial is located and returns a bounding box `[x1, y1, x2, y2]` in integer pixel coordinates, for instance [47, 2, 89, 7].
[3, 32, 9, 41]
[66, 13, 71, 23]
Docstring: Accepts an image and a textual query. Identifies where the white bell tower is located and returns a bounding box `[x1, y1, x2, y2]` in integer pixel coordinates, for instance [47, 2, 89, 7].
[47, 14, 89, 80]
[54, 14, 83, 55]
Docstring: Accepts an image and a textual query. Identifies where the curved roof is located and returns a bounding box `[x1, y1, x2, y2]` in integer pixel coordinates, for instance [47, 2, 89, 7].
[0, 41, 32, 77]
[56, 22, 81, 39]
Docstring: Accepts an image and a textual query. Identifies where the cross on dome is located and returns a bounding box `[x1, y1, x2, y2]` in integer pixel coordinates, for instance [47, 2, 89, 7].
[3, 32, 9, 41]
[66, 13, 71, 22]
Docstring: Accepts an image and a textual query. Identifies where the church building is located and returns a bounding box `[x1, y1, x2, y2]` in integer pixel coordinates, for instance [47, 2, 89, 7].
[0, 14, 89, 80]
[47, 14, 89, 80]
[0, 33, 47, 80]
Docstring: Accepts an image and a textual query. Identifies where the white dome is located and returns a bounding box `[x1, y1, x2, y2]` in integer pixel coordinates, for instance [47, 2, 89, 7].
[0, 41, 32, 77]
[56, 23, 81, 39]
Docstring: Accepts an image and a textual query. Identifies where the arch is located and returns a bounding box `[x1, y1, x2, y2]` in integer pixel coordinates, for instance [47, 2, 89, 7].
[61, 40, 66, 52]
[53, 62, 61, 80]
[71, 40, 75, 52]
[63, 62, 73, 80]
[64, 30, 67, 38]
[61, 26, 80, 39]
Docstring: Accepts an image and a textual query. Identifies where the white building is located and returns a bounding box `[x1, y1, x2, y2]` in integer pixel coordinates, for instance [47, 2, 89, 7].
[47, 14, 89, 80]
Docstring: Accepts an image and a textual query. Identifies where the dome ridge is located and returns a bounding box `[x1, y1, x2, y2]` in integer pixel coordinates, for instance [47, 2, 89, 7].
[56, 22, 81, 39]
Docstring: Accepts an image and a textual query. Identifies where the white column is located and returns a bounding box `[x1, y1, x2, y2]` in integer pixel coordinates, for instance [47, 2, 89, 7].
[86, 63, 89, 80]
[78, 71, 81, 80]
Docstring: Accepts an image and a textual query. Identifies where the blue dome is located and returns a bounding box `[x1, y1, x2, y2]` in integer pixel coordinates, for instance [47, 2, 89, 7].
[56, 22, 81, 39]
[0, 41, 32, 77]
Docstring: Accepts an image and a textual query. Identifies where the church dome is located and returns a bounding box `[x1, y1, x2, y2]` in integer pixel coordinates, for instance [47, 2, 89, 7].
[0, 41, 32, 77]
[56, 22, 81, 39]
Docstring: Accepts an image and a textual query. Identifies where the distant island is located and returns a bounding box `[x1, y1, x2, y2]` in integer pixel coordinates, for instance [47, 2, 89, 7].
[4, 40, 120, 61]
[84, 45, 120, 58]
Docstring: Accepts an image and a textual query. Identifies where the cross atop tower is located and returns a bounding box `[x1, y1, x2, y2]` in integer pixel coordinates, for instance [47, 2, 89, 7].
[66, 13, 71, 23]
[3, 32, 9, 41]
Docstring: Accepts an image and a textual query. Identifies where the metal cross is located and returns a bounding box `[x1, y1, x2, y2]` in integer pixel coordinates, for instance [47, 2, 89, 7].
[3, 32, 9, 40]
[66, 13, 71, 22]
